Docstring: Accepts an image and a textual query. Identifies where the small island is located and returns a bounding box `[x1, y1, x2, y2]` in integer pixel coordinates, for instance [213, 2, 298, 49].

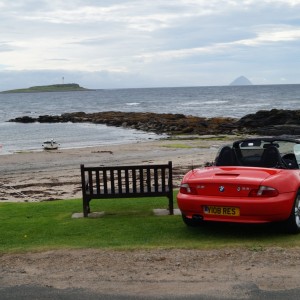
[230, 76, 252, 86]
[1, 83, 93, 93]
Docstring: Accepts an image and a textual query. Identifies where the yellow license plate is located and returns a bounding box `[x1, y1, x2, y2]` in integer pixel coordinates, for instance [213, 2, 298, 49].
[203, 206, 240, 216]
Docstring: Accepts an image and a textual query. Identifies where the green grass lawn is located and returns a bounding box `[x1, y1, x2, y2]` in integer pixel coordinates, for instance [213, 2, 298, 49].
[1, 195, 300, 253]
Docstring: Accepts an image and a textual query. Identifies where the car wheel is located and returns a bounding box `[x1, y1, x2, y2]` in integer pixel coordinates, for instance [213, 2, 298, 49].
[182, 214, 203, 227]
[285, 191, 300, 234]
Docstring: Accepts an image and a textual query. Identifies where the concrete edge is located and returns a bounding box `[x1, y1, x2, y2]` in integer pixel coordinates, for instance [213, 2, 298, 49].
[72, 209, 181, 218]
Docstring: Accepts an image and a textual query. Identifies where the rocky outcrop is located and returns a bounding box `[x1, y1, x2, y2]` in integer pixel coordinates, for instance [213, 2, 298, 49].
[8, 109, 300, 136]
[8, 111, 237, 135]
[236, 109, 300, 135]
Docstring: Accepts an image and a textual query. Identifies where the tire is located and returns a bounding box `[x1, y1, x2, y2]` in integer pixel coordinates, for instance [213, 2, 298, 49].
[182, 214, 203, 227]
[285, 191, 300, 234]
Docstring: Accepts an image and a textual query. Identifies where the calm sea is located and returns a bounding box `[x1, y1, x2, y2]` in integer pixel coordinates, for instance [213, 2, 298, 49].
[0, 84, 300, 154]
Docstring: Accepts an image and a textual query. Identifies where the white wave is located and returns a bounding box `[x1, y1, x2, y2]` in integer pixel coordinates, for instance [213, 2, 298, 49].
[201, 100, 229, 104]
[126, 102, 140, 106]
[182, 100, 229, 106]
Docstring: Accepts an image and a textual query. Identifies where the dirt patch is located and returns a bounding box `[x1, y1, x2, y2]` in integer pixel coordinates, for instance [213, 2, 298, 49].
[1, 247, 300, 298]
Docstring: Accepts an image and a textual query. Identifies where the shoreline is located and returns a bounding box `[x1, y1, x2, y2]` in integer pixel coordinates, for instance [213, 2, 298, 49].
[0, 135, 164, 156]
[0, 135, 241, 202]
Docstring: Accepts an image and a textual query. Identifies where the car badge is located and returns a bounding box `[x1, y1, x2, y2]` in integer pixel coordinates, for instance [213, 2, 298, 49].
[237, 187, 241, 192]
[219, 186, 225, 192]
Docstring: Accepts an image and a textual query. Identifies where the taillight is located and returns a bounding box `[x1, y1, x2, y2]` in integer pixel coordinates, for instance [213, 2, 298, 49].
[248, 186, 279, 197]
[179, 183, 197, 195]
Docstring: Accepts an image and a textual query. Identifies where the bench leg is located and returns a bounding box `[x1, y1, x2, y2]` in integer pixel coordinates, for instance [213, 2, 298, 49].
[168, 194, 174, 215]
[83, 198, 90, 217]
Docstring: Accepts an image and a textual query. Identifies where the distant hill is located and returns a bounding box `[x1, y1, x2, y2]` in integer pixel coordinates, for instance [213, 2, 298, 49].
[230, 76, 253, 86]
[1, 83, 93, 93]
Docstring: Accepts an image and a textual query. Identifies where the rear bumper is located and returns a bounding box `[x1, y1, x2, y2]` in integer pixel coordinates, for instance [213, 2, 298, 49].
[177, 192, 295, 223]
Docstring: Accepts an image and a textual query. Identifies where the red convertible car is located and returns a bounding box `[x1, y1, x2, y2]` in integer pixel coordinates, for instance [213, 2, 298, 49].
[177, 137, 300, 233]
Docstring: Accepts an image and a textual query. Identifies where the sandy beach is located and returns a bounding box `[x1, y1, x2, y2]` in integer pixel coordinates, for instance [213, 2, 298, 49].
[0, 135, 238, 202]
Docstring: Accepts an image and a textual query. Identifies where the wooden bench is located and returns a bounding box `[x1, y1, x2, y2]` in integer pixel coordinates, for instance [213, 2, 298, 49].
[80, 161, 173, 217]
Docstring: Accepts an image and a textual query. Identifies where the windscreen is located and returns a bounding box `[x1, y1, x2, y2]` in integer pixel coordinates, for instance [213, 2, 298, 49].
[294, 144, 300, 168]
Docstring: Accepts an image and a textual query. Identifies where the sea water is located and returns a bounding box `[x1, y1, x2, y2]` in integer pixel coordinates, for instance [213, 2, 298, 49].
[0, 84, 300, 154]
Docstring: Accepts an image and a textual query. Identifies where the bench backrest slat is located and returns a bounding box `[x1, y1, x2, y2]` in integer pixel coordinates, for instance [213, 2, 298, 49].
[96, 171, 100, 195]
[139, 167, 144, 193]
[103, 170, 108, 194]
[154, 168, 158, 192]
[125, 169, 130, 193]
[146, 168, 151, 192]
[161, 168, 166, 191]
[117, 169, 122, 194]
[88, 170, 93, 195]
[132, 168, 137, 193]
[110, 169, 115, 194]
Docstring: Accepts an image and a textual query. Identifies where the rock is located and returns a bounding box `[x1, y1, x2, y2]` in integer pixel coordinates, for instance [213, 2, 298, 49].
[8, 116, 36, 123]
[7, 109, 300, 136]
[236, 109, 300, 136]
[255, 125, 300, 136]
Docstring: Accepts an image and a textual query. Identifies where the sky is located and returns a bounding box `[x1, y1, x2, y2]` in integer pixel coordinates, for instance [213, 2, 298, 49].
[1, 0, 300, 90]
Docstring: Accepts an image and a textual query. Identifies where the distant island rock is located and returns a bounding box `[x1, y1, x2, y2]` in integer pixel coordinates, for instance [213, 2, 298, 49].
[1, 83, 93, 93]
[230, 76, 253, 86]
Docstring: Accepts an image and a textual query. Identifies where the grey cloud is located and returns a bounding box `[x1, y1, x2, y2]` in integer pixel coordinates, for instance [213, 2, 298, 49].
[1, 0, 300, 89]
[0, 42, 16, 52]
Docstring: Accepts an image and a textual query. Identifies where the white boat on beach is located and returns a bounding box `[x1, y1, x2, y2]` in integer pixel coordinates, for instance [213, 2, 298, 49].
[43, 139, 59, 150]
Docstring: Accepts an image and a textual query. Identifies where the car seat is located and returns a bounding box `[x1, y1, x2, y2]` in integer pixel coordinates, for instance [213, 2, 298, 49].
[215, 146, 238, 166]
[260, 146, 282, 168]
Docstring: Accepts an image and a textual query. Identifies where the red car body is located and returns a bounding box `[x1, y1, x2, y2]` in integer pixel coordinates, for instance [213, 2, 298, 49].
[177, 138, 300, 233]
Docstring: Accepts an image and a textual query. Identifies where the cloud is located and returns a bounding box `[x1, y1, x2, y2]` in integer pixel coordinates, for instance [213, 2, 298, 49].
[1, 0, 300, 89]
[0, 41, 15, 52]
[136, 24, 300, 63]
